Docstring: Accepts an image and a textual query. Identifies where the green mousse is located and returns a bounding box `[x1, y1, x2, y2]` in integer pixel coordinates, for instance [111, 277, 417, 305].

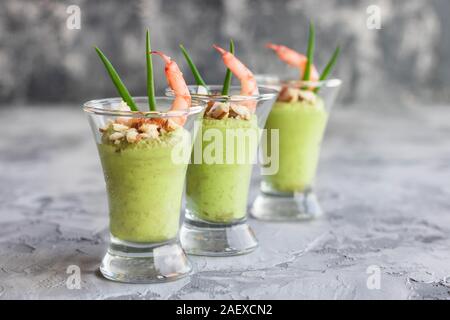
[263, 98, 328, 193]
[98, 128, 189, 243]
[186, 117, 258, 223]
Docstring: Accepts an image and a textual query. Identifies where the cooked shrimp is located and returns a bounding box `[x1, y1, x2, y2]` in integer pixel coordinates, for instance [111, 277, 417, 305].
[151, 51, 191, 125]
[213, 44, 258, 112]
[266, 43, 319, 81]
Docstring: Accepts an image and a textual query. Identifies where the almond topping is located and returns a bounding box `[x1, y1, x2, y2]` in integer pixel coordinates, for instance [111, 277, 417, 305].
[113, 123, 129, 132]
[204, 100, 215, 114]
[99, 120, 114, 132]
[298, 90, 317, 104]
[126, 128, 139, 143]
[229, 104, 251, 120]
[137, 133, 150, 140]
[207, 102, 229, 119]
[164, 119, 180, 131]
[109, 132, 125, 141]
[115, 117, 130, 126]
[278, 87, 299, 102]
[139, 123, 159, 134]
[144, 126, 160, 139]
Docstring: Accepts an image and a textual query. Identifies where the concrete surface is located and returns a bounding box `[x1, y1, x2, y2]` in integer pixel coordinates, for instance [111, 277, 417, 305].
[1, 0, 450, 106]
[0, 105, 450, 299]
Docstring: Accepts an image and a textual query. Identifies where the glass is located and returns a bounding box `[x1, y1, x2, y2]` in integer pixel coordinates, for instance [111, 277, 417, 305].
[254, 74, 282, 91]
[251, 79, 342, 221]
[83, 97, 205, 282]
[167, 85, 278, 256]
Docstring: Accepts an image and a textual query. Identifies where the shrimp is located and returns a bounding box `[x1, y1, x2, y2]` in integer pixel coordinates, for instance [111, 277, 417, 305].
[266, 43, 319, 81]
[150, 51, 191, 125]
[213, 44, 258, 112]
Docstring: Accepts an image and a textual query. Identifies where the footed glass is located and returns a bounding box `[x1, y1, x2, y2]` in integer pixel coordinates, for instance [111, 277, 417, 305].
[167, 85, 277, 256]
[252, 79, 341, 221]
[84, 97, 205, 283]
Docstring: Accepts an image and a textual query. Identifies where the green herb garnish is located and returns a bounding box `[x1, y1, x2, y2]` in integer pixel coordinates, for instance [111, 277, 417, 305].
[314, 46, 340, 93]
[302, 21, 315, 81]
[179, 44, 208, 91]
[319, 46, 340, 81]
[146, 30, 157, 111]
[221, 39, 235, 96]
[95, 47, 138, 111]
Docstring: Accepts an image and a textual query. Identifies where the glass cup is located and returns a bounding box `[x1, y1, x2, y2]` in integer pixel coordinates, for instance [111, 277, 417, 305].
[83, 97, 205, 283]
[167, 85, 278, 256]
[254, 74, 282, 91]
[251, 79, 342, 221]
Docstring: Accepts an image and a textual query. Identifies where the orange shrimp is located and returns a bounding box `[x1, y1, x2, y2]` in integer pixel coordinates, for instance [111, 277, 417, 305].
[266, 43, 319, 81]
[213, 44, 258, 112]
[151, 51, 191, 125]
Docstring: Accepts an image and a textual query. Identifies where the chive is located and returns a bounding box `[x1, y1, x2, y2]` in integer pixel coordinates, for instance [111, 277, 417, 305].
[95, 47, 138, 111]
[179, 44, 208, 90]
[221, 39, 235, 96]
[314, 46, 340, 93]
[146, 30, 157, 111]
[319, 46, 340, 81]
[302, 21, 315, 81]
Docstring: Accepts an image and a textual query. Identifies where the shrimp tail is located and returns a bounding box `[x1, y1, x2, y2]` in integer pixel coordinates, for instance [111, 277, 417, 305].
[149, 51, 170, 63]
[266, 42, 319, 81]
[266, 43, 280, 51]
[213, 44, 259, 97]
[213, 44, 258, 112]
[150, 51, 191, 125]
[212, 44, 227, 55]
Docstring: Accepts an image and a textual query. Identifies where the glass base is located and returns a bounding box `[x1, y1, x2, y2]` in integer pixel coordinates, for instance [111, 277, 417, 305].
[180, 211, 258, 256]
[100, 235, 192, 283]
[251, 189, 323, 221]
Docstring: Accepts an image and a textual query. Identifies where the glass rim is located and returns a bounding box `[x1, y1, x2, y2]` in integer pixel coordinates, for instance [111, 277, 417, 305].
[165, 85, 278, 102]
[83, 96, 206, 118]
[281, 78, 342, 88]
[254, 74, 342, 88]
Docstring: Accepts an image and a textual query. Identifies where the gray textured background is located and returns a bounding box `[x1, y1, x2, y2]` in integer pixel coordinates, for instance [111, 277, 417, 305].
[0, 0, 449, 107]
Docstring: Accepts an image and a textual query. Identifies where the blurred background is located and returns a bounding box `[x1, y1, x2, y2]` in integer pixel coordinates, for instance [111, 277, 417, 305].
[0, 0, 448, 107]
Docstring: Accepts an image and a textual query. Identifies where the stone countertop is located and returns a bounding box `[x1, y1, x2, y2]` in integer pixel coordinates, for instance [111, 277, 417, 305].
[1, 105, 450, 300]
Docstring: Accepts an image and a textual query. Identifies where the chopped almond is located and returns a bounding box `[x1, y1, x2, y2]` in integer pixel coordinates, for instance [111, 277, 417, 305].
[278, 86, 299, 102]
[164, 119, 180, 131]
[113, 123, 129, 132]
[207, 102, 229, 119]
[115, 117, 130, 125]
[149, 118, 167, 128]
[298, 90, 317, 104]
[229, 104, 251, 120]
[126, 128, 139, 143]
[139, 123, 158, 134]
[204, 100, 215, 114]
[127, 118, 144, 130]
[99, 120, 113, 132]
[142, 124, 159, 139]
[109, 132, 125, 141]
[101, 114, 182, 145]
[136, 133, 148, 142]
